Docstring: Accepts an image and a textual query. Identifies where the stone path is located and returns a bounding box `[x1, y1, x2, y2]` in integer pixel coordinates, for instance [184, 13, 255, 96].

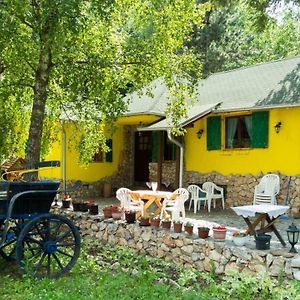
[95, 196, 300, 252]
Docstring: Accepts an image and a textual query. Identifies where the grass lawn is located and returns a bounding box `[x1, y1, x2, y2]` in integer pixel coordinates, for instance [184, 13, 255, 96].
[0, 240, 299, 300]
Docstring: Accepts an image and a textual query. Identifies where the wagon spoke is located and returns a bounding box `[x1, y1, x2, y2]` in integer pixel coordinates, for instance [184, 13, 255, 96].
[57, 242, 76, 247]
[52, 253, 64, 270]
[34, 224, 46, 241]
[47, 253, 51, 276]
[25, 235, 43, 245]
[55, 229, 73, 243]
[27, 249, 42, 260]
[56, 248, 73, 258]
[34, 252, 47, 275]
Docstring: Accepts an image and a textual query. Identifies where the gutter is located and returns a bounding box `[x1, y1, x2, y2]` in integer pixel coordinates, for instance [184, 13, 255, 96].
[167, 129, 184, 188]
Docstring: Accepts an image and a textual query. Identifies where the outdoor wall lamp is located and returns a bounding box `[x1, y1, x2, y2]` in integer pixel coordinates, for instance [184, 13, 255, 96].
[196, 129, 204, 139]
[274, 122, 282, 134]
[287, 223, 299, 253]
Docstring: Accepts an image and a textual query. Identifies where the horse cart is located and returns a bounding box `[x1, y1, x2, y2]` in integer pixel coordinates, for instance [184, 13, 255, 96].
[0, 180, 81, 278]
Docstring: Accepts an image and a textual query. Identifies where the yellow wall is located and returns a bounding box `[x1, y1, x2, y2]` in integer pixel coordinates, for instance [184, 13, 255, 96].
[185, 107, 300, 176]
[42, 115, 162, 182]
[42, 122, 123, 182]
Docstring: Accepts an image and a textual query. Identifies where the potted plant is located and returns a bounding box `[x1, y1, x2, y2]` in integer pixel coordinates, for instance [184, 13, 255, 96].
[123, 209, 136, 224]
[184, 221, 194, 236]
[62, 194, 71, 209]
[198, 226, 210, 239]
[79, 200, 89, 212]
[72, 199, 81, 212]
[213, 225, 227, 241]
[139, 216, 150, 226]
[88, 200, 98, 215]
[112, 206, 123, 220]
[173, 220, 183, 233]
[232, 231, 247, 246]
[161, 215, 172, 230]
[102, 206, 113, 218]
[150, 214, 161, 229]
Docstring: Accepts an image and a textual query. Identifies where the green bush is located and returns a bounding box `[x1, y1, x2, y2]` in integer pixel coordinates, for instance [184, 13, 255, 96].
[0, 240, 299, 300]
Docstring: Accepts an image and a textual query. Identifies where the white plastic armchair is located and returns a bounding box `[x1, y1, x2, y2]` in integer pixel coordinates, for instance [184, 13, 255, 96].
[116, 188, 144, 216]
[253, 174, 280, 205]
[202, 182, 225, 213]
[160, 188, 189, 220]
[187, 185, 208, 213]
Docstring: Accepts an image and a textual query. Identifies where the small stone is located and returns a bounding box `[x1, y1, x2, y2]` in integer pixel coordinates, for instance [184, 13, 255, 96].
[294, 270, 300, 281]
[291, 255, 300, 268]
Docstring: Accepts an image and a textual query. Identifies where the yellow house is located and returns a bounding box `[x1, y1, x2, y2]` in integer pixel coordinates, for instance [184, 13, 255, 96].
[44, 56, 300, 209]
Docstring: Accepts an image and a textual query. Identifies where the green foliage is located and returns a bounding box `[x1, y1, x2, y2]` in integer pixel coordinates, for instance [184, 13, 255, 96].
[190, 3, 300, 77]
[0, 241, 299, 300]
[0, 0, 213, 164]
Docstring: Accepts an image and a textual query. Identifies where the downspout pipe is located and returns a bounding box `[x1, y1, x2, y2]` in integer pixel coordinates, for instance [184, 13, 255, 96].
[167, 129, 184, 188]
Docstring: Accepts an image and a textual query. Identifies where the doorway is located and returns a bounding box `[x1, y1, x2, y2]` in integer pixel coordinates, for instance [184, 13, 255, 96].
[134, 131, 152, 183]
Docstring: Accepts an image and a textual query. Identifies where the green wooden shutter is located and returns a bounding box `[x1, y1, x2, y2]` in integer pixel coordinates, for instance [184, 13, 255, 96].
[251, 111, 269, 148]
[152, 131, 158, 162]
[105, 139, 113, 162]
[207, 116, 221, 150]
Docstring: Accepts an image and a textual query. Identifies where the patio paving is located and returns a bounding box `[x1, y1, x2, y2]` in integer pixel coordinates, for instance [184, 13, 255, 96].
[95, 196, 300, 252]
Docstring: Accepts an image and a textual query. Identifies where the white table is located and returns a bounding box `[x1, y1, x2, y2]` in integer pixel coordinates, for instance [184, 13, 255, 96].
[231, 204, 289, 246]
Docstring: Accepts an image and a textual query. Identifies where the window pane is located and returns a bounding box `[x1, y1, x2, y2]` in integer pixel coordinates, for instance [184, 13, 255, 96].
[225, 116, 251, 149]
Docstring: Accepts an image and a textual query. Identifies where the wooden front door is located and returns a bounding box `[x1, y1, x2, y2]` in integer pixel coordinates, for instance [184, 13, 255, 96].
[134, 132, 152, 182]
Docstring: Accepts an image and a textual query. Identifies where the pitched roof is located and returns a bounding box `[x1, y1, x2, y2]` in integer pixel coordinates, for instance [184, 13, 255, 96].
[124, 56, 300, 120]
[196, 55, 300, 111]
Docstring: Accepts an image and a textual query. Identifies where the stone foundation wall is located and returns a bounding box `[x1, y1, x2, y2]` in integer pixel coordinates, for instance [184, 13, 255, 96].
[60, 210, 300, 281]
[148, 163, 300, 210]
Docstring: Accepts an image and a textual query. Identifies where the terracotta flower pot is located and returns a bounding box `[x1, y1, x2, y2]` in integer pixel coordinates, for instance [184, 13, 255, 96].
[103, 207, 112, 218]
[80, 202, 89, 212]
[198, 227, 210, 239]
[125, 212, 136, 224]
[161, 221, 171, 230]
[213, 228, 227, 241]
[173, 223, 183, 233]
[89, 204, 99, 215]
[185, 225, 193, 236]
[72, 201, 81, 212]
[112, 211, 122, 220]
[62, 200, 71, 209]
[150, 218, 161, 229]
[139, 218, 150, 226]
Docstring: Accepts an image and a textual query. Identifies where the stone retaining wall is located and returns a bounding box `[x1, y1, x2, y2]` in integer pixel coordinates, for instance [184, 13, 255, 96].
[60, 210, 300, 281]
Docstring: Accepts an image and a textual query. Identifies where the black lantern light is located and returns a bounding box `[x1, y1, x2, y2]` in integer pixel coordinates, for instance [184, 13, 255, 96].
[287, 223, 299, 253]
[196, 129, 204, 139]
[274, 122, 282, 134]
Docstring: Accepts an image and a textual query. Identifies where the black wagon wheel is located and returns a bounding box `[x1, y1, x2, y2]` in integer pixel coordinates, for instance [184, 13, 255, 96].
[15, 213, 81, 278]
[0, 219, 23, 261]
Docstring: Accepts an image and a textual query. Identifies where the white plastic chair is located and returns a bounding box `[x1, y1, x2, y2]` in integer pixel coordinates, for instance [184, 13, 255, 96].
[160, 188, 189, 220]
[116, 188, 144, 216]
[253, 174, 280, 205]
[187, 185, 208, 213]
[202, 182, 225, 213]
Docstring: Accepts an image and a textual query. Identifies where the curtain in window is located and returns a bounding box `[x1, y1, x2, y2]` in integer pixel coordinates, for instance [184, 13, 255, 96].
[244, 116, 252, 143]
[226, 118, 238, 148]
